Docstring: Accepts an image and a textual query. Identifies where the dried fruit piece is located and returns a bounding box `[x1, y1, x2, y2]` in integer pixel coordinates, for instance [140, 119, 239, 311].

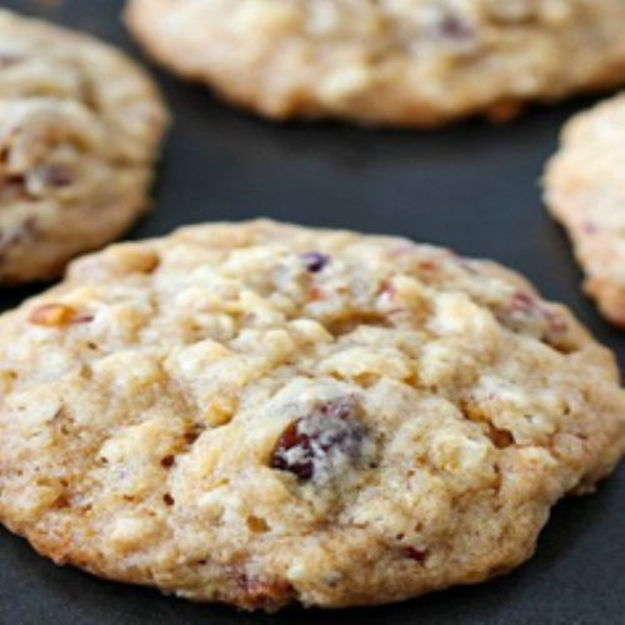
[488, 425, 514, 449]
[160, 455, 175, 468]
[436, 14, 475, 40]
[300, 251, 329, 273]
[495, 291, 568, 345]
[402, 545, 428, 562]
[269, 397, 367, 482]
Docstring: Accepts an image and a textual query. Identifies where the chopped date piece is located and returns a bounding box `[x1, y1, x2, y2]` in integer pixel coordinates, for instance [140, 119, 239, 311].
[270, 397, 367, 482]
[301, 251, 329, 273]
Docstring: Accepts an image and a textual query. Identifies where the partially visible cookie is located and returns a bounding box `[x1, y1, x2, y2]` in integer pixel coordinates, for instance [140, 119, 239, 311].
[0, 219, 623, 611]
[126, 0, 625, 126]
[545, 93, 625, 326]
[0, 9, 168, 284]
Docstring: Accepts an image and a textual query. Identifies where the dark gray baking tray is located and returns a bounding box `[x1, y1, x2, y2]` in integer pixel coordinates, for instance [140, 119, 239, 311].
[0, 1, 624, 623]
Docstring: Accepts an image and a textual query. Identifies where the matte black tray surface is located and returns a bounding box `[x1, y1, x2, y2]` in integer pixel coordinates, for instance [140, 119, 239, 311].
[0, 2, 624, 624]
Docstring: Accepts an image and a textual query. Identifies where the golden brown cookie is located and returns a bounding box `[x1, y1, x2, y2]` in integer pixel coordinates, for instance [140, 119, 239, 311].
[126, 0, 625, 126]
[0, 9, 169, 284]
[545, 93, 625, 326]
[0, 220, 623, 610]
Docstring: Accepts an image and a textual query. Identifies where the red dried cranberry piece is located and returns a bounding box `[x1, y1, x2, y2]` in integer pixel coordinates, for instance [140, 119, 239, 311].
[510, 292, 534, 312]
[269, 397, 366, 482]
[270, 421, 313, 480]
[301, 251, 329, 273]
[497, 291, 568, 342]
[436, 14, 475, 40]
[402, 546, 428, 562]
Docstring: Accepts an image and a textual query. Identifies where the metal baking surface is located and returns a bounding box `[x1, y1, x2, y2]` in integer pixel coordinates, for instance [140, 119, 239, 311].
[0, 1, 623, 623]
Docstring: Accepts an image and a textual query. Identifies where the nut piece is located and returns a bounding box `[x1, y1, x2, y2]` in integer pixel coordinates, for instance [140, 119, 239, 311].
[28, 303, 77, 326]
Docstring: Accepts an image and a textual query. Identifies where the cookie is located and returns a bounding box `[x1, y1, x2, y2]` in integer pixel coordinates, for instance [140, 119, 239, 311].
[0, 9, 168, 284]
[544, 93, 625, 326]
[126, 0, 625, 127]
[0, 219, 623, 610]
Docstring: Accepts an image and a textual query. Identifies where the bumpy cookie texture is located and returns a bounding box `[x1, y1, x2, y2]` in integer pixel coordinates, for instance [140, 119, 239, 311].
[0, 9, 168, 284]
[0, 219, 624, 610]
[126, 0, 625, 126]
[545, 93, 625, 326]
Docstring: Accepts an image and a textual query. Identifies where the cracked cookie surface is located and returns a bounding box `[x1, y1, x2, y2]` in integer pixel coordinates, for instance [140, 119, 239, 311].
[125, 0, 625, 126]
[0, 9, 168, 284]
[0, 219, 623, 610]
[545, 93, 625, 326]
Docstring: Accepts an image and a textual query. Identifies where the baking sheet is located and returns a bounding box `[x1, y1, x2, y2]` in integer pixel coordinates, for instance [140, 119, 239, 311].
[0, 1, 623, 623]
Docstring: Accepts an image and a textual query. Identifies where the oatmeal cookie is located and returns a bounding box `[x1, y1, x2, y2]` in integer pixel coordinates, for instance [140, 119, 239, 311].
[0, 219, 623, 610]
[545, 93, 625, 326]
[125, 0, 625, 126]
[0, 9, 168, 284]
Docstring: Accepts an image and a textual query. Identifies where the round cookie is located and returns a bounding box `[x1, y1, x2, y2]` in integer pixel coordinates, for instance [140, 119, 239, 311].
[545, 93, 625, 327]
[0, 9, 168, 284]
[0, 219, 623, 610]
[126, 0, 625, 127]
